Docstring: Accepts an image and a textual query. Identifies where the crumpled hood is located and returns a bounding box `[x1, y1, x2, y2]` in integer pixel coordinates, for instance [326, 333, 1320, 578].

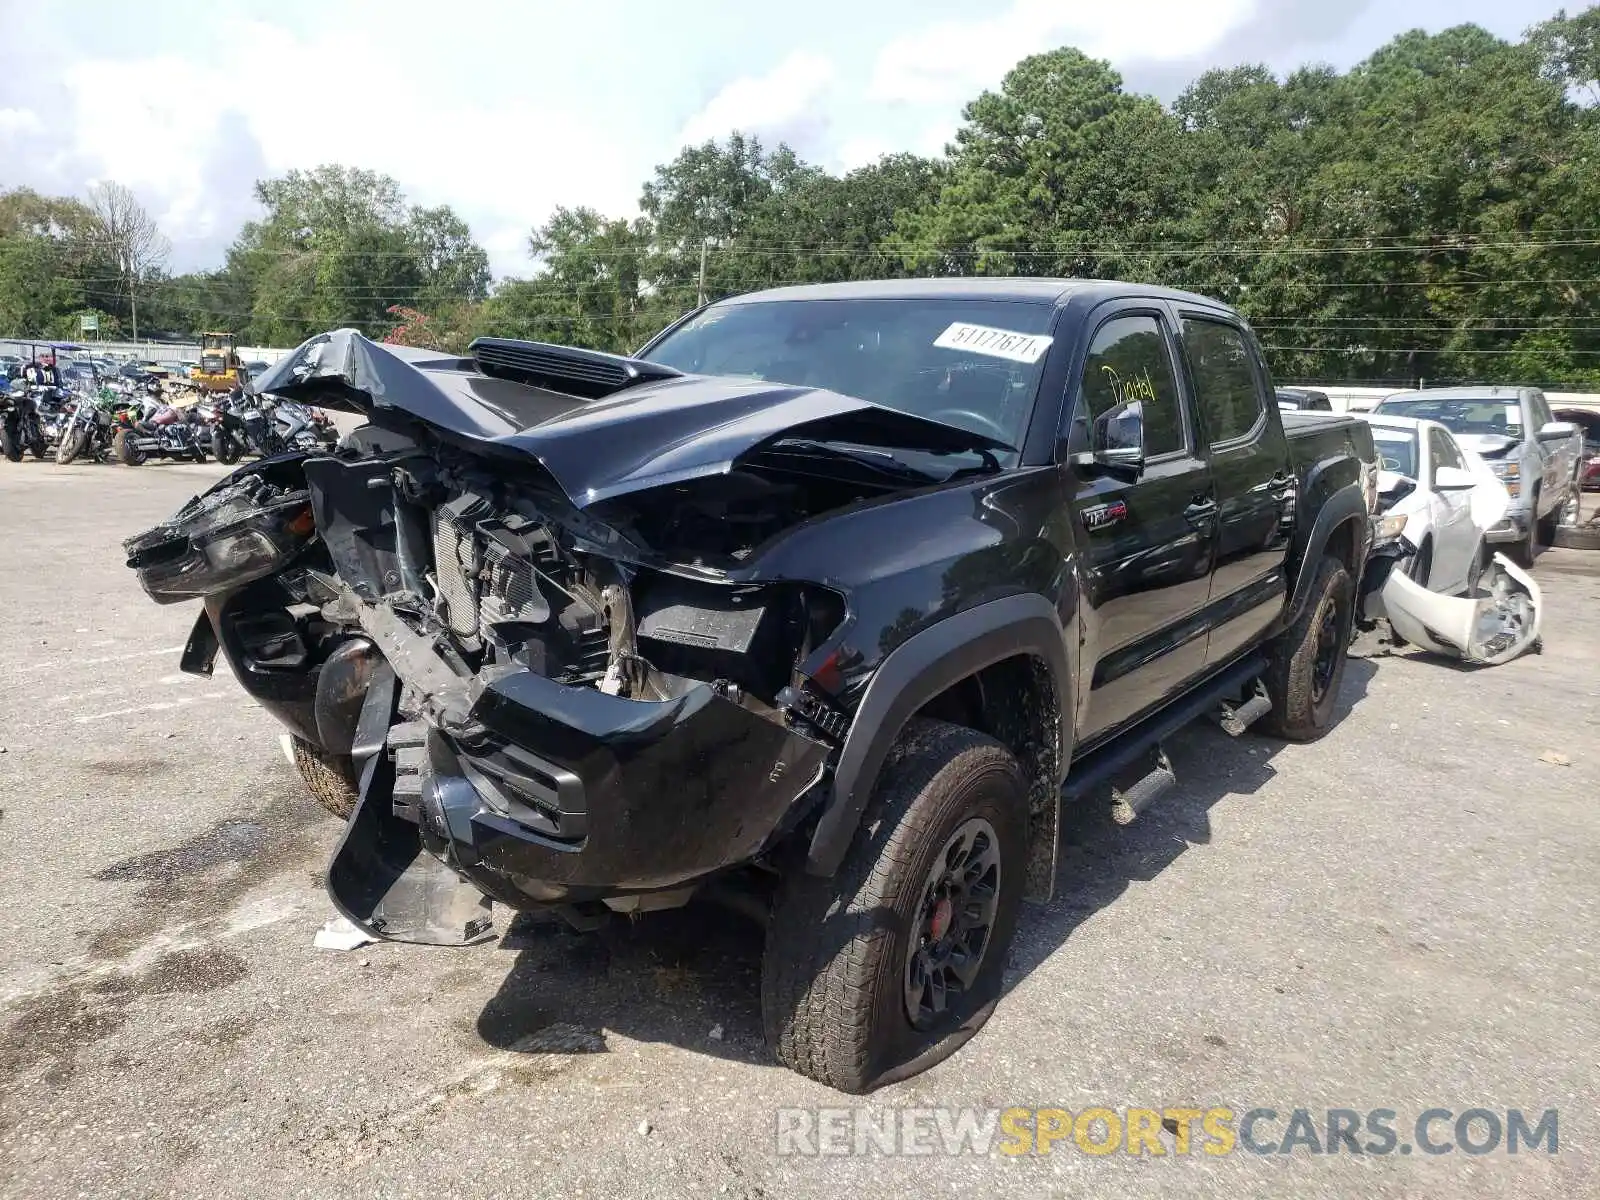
[253, 328, 1011, 506]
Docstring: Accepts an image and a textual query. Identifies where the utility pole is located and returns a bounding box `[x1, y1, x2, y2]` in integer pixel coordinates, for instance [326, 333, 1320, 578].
[697, 237, 709, 308]
[130, 281, 139, 344]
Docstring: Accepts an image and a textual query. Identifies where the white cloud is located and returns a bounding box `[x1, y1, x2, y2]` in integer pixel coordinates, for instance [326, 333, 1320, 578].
[47, 16, 645, 277]
[0, 107, 43, 138]
[677, 51, 838, 148]
[868, 0, 1257, 105]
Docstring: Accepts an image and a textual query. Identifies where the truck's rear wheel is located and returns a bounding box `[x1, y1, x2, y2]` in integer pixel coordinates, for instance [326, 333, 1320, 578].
[1260, 554, 1353, 742]
[290, 735, 360, 820]
[761, 719, 1026, 1093]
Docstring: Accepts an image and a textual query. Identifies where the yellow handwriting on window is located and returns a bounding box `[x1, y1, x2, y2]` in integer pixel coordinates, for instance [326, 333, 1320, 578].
[1101, 364, 1158, 408]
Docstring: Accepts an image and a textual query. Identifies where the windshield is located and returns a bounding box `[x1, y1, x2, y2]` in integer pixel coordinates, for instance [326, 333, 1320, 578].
[641, 298, 1056, 449]
[1375, 397, 1522, 437]
[1372, 429, 1419, 478]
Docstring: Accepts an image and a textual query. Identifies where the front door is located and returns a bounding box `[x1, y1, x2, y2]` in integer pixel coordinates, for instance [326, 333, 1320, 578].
[1426, 426, 1479, 594]
[1067, 310, 1217, 743]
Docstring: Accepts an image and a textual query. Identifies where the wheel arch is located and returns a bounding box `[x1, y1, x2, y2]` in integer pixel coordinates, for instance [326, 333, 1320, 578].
[1289, 485, 1368, 620]
[806, 593, 1072, 898]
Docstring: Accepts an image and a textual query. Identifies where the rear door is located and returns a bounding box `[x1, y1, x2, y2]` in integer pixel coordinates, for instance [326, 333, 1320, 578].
[1175, 315, 1294, 666]
[1066, 308, 1217, 742]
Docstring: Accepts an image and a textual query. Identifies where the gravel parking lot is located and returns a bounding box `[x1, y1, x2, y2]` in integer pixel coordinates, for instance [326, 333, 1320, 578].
[1, 460, 1596, 1199]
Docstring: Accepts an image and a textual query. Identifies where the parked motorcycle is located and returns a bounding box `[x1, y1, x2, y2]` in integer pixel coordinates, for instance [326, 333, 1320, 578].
[55, 388, 123, 464]
[209, 391, 332, 463]
[111, 384, 209, 465]
[1, 384, 55, 462]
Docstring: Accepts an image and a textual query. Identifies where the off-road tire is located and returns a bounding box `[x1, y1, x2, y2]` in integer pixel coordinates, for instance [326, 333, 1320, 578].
[290, 735, 360, 820]
[112, 428, 145, 466]
[1260, 554, 1354, 742]
[0, 423, 19, 462]
[761, 719, 1027, 1093]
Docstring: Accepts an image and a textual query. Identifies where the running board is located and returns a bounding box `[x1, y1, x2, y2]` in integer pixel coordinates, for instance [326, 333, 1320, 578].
[1064, 652, 1267, 804]
[1215, 681, 1272, 736]
[1110, 747, 1176, 825]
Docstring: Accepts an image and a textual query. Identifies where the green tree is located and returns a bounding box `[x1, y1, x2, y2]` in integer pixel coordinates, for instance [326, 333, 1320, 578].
[225, 166, 490, 345]
[898, 49, 1192, 278]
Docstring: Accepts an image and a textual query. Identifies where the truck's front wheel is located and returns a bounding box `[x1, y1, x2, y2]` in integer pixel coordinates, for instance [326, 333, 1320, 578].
[762, 719, 1027, 1093]
[1261, 554, 1353, 741]
[290, 735, 360, 820]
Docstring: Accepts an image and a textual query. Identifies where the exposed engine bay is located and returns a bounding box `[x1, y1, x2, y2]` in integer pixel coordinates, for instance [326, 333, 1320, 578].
[281, 435, 868, 720]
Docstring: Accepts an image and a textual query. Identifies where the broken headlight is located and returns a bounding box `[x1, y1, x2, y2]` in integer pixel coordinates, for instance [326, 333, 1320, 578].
[1373, 512, 1409, 542]
[124, 479, 315, 603]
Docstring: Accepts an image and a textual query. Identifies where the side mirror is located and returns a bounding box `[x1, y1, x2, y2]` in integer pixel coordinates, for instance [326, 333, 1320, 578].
[1539, 420, 1579, 443]
[1075, 400, 1145, 481]
[1433, 466, 1478, 492]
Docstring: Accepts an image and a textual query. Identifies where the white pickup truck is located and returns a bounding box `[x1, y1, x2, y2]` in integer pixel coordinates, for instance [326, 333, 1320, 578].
[1371, 386, 1582, 564]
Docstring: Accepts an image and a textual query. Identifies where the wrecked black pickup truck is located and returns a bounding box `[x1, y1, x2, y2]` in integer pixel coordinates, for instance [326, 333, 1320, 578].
[125, 279, 1378, 1093]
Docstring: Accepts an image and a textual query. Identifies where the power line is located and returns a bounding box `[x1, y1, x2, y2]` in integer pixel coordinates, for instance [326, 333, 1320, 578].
[1260, 345, 1600, 356]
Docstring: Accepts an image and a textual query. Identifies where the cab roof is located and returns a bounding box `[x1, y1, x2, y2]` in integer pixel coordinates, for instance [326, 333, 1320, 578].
[722, 277, 1237, 312]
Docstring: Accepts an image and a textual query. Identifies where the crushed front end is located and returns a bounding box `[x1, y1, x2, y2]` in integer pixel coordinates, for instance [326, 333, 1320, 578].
[123, 330, 1022, 946]
[296, 448, 849, 941]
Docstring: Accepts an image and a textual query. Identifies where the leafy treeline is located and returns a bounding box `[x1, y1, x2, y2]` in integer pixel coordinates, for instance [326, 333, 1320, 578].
[3, 12, 1598, 387]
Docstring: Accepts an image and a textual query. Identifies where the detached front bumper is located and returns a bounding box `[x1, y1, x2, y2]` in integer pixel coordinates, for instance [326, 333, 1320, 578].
[322, 609, 831, 945]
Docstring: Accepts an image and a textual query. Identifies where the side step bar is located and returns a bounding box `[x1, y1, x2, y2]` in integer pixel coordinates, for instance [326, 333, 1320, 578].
[1215, 681, 1272, 737]
[1110, 748, 1176, 825]
[1063, 652, 1268, 824]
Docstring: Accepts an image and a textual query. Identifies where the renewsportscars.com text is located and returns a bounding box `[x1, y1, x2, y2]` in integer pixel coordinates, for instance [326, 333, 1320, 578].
[774, 1106, 1559, 1158]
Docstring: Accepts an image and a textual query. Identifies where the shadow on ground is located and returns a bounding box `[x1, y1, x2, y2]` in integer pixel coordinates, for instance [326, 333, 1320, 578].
[473, 660, 1378, 1074]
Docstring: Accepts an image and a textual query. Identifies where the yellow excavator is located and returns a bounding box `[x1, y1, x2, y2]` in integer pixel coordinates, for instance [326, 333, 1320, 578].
[188, 332, 247, 393]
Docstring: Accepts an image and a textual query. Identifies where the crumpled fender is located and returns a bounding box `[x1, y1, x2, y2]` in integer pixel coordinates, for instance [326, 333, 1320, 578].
[1382, 553, 1541, 665]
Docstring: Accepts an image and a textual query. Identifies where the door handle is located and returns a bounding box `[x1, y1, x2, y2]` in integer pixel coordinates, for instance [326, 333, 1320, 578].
[1184, 498, 1218, 527]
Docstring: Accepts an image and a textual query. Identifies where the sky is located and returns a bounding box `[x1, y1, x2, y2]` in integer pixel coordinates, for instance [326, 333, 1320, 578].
[0, 0, 1575, 280]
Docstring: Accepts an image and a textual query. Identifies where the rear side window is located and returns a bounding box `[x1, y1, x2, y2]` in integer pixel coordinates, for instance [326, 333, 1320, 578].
[1074, 314, 1185, 457]
[1181, 319, 1265, 445]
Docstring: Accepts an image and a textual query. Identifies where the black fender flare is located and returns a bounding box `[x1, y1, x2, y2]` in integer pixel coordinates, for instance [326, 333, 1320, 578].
[1288, 484, 1370, 620]
[805, 592, 1072, 877]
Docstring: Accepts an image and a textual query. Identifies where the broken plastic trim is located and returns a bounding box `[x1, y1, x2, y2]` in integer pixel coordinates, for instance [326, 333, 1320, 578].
[1381, 553, 1542, 665]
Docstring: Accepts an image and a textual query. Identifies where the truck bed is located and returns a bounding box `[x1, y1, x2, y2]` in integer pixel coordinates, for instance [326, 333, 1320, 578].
[1283, 408, 1376, 472]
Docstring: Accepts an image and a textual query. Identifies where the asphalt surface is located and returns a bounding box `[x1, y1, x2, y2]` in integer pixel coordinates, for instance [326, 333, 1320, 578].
[1, 459, 1596, 1199]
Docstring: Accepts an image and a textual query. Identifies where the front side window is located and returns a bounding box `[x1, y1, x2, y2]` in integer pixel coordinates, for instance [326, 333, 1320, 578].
[1181, 319, 1265, 445]
[1072, 314, 1185, 458]
[1430, 428, 1466, 475]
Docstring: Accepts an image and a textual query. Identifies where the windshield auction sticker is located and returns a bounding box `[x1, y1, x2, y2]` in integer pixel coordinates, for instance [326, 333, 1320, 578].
[934, 322, 1053, 364]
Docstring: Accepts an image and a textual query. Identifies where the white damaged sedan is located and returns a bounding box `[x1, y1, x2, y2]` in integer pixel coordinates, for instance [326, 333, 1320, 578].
[1358, 414, 1541, 664]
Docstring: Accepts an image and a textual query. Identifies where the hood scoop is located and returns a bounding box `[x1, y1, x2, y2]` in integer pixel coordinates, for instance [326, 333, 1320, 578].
[470, 338, 681, 401]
